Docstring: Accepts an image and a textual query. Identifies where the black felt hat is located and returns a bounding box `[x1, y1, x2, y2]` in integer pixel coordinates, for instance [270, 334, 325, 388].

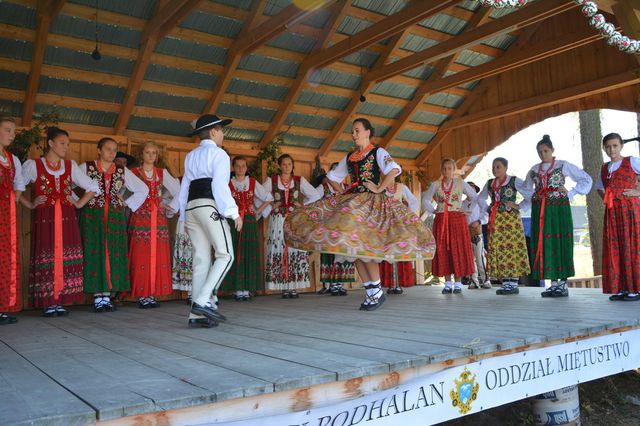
[115, 151, 136, 167]
[188, 114, 233, 137]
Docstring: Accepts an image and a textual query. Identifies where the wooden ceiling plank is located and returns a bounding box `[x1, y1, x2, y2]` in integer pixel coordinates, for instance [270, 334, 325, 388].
[202, 0, 334, 115]
[114, 0, 205, 134]
[379, 6, 493, 149]
[257, 0, 350, 148]
[366, 0, 576, 84]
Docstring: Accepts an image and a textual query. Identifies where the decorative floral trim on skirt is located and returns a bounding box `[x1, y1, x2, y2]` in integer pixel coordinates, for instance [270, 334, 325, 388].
[284, 192, 435, 261]
[487, 210, 531, 279]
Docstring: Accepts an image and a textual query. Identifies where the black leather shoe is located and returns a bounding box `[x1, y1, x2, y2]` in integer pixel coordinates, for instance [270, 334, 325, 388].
[623, 293, 640, 301]
[191, 303, 226, 322]
[609, 292, 627, 301]
[188, 318, 217, 328]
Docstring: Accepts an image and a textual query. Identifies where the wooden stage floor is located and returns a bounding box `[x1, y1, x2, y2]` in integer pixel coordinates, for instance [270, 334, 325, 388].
[2, 286, 639, 425]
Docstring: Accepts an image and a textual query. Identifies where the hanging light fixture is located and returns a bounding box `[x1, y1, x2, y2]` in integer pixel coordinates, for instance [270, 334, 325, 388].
[91, 0, 101, 60]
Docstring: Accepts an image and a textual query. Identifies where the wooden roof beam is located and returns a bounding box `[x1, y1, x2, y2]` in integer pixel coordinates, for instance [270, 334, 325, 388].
[365, 0, 576, 84]
[414, 23, 542, 166]
[115, 0, 204, 134]
[22, 0, 66, 127]
[257, 0, 350, 148]
[203, 0, 335, 115]
[306, 0, 459, 71]
[379, 7, 493, 149]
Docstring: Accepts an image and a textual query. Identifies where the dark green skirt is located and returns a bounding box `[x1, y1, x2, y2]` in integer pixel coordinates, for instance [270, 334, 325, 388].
[80, 206, 131, 293]
[529, 198, 574, 280]
[221, 214, 261, 292]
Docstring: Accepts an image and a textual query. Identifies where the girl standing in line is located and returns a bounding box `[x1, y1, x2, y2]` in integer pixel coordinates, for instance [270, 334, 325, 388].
[0, 118, 25, 324]
[596, 133, 640, 301]
[263, 154, 321, 298]
[128, 142, 180, 308]
[78, 137, 148, 312]
[422, 159, 477, 294]
[477, 158, 531, 295]
[22, 127, 100, 316]
[222, 156, 272, 301]
[523, 135, 592, 297]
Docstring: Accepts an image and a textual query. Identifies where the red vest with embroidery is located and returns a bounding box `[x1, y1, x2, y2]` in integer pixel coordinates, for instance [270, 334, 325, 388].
[34, 159, 74, 208]
[133, 167, 164, 213]
[601, 157, 635, 200]
[229, 177, 256, 217]
[271, 175, 301, 215]
[0, 152, 16, 200]
[85, 161, 126, 209]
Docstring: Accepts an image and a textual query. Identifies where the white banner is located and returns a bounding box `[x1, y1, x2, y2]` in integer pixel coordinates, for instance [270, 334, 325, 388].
[215, 329, 640, 426]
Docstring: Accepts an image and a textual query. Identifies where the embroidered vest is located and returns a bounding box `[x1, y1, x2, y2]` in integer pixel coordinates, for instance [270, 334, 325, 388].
[271, 175, 301, 215]
[134, 167, 164, 214]
[347, 146, 381, 193]
[529, 164, 566, 201]
[33, 159, 74, 208]
[488, 176, 517, 213]
[0, 151, 16, 201]
[434, 178, 463, 213]
[85, 161, 126, 209]
[229, 177, 256, 217]
[601, 157, 636, 201]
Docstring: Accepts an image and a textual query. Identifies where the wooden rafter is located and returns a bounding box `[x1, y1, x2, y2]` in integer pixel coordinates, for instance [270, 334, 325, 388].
[22, 0, 66, 127]
[306, 0, 459, 71]
[257, 0, 350, 148]
[414, 23, 545, 166]
[365, 0, 576, 84]
[115, 0, 204, 134]
[314, 1, 458, 157]
[414, 28, 601, 103]
[379, 7, 493, 149]
[202, 0, 335, 115]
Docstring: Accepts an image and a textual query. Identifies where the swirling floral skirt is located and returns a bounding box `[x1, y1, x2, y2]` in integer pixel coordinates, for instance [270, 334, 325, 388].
[284, 192, 435, 262]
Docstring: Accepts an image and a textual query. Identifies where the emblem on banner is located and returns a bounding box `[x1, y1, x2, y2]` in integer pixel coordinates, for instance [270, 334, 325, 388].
[450, 368, 479, 414]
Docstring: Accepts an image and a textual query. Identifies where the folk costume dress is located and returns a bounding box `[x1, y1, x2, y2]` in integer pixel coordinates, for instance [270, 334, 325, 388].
[380, 182, 419, 289]
[23, 158, 101, 308]
[316, 181, 356, 293]
[523, 160, 592, 282]
[79, 161, 148, 296]
[128, 167, 180, 299]
[477, 176, 531, 280]
[172, 177, 193, 294]
[0, 150, 25, 317]
[263, 174, 321, 291]
[284, 146, 435, 262]
[221, 176, 272, 295]
[423, 178, 477, 278]
[596, 157, 640, 295]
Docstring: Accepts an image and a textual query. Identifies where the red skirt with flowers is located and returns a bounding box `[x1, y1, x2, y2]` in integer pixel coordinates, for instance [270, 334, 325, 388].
[432, 211, 474, 277]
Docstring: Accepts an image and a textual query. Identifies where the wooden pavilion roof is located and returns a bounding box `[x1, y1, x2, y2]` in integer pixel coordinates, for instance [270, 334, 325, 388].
[0, 0, 639, 178]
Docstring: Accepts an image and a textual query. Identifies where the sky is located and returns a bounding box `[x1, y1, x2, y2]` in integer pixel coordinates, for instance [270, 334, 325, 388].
[466, 109, 640, 188]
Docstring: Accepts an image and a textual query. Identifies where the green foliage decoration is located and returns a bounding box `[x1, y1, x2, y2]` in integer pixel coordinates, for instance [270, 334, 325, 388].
[8, 112, 59, 162]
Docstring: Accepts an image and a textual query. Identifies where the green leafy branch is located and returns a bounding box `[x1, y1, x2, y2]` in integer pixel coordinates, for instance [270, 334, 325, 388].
[8, 112, 59, 162]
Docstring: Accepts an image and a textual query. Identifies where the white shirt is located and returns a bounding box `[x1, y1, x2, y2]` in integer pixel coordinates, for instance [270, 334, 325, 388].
[0, 152, 25, 192]
[385, 183, 419, 214]
[172, 139, 238, 221]
[78, 163, 149, 212]
[23, 158, 101, 195]
[421, 179, 478, 215]
[261, 175, 321, 218]
[595, 156, 640, 190]
[462, 199, 486, 225]
[522, 159, 592, 200]
[230, 176, 273, 211]
[327, 146, 402, 183]
[477, 175, 531, 216]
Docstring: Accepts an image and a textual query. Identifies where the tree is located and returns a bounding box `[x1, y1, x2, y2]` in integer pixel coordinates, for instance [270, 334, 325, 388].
[578, 110, 604, 276]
